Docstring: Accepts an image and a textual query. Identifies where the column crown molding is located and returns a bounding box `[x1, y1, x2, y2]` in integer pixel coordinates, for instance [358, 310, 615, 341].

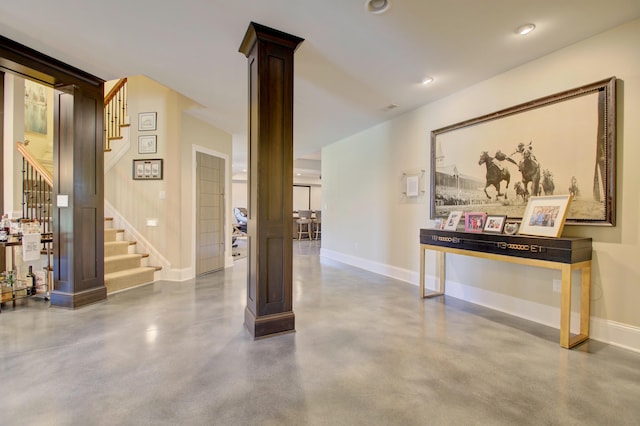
[239, 22, 304, 57]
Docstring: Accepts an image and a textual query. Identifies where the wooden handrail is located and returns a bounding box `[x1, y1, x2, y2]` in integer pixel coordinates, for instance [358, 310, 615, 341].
[104, 78, 127, 105]
[16, 141, 53, 187]
[104, 78, 128, 152]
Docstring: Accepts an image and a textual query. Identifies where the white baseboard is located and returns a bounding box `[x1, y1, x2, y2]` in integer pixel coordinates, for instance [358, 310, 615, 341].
[320, 248, 640, 353]
[589, 318, 640, 354]
[160, 267, 194, 282]
[320, 248, 417, 284]
[441, 278, 640, 354]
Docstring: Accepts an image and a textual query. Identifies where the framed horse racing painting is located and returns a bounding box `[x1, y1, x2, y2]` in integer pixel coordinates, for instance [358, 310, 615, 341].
[429, 77, 617, 226]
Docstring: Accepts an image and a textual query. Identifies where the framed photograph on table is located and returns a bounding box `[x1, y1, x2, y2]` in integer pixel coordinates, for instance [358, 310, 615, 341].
[138, 135, 157, 154]
[443, 211, 463, 231]
[518, 195, 572, 237]
[483, 215, 507, 234]
[138, 112, 157, 131]
[464, 212, 486, 233]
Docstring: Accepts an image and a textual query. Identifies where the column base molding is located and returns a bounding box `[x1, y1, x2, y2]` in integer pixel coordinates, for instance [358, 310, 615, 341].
[50, 286, 107, 309]
[244, 307, 295, 340]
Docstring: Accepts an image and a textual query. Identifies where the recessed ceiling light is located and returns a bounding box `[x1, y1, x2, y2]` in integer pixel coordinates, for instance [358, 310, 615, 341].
[421, 76, 434, 85]
[365, 0, 390, 14]
[515, 23, 536, 35]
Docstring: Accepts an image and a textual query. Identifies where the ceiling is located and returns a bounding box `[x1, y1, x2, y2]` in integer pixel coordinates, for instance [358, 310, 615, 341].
[2, 1, 640, 177]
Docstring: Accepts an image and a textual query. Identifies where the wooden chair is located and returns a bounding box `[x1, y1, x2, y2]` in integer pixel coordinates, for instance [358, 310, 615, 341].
[313, 210, 321, 240]
[296, 210, 313, 240]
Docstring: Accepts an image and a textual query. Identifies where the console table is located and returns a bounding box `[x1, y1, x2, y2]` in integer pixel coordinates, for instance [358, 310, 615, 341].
[419, 229, 592, 349]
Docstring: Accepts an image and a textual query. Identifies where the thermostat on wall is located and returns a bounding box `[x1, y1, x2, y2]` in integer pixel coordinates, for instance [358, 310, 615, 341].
[57, 194, 69, 208]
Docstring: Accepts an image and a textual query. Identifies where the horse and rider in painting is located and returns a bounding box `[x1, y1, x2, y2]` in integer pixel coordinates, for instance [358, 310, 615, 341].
[514, 181, 527, 201]
[569, 176, 580, 199]
[509, 141, 541, 200]
[479, 141, 545, 201]
[478, 151, 511, 200]
[542, 169, 555, 195]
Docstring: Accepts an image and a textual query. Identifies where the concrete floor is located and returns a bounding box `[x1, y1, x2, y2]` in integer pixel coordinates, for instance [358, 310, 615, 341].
[1, 240, 639, 425]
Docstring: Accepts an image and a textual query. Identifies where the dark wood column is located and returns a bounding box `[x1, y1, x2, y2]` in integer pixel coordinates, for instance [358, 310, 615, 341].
[239, 23, 304, 339]
[51, 85, 106, 308]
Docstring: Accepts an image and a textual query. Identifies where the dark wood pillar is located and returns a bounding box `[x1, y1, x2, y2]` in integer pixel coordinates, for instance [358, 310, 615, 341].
[50, 85, 106, 308]
[239, 23, 303, 339]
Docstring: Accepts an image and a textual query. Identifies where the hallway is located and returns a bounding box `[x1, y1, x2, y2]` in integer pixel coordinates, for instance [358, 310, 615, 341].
[1, 240, 639, 425]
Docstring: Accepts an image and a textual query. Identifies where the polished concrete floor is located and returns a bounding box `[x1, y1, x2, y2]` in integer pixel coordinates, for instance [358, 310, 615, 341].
[1, 240, 639, 425]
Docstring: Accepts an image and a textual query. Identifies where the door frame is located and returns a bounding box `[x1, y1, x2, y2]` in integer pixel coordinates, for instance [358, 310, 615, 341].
[192, 145, 232, 275]
[1, 35, 106, 308]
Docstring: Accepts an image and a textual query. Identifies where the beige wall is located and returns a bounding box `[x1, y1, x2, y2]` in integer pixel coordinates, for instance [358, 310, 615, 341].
[321, 19, 640, 346]
[105, 75, 232, 275]
[232, 176, 322, 212]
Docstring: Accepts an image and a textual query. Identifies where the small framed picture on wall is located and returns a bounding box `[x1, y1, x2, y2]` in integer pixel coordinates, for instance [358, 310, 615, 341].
[138, 135, 157, 154]
[138, 112, 157, 131]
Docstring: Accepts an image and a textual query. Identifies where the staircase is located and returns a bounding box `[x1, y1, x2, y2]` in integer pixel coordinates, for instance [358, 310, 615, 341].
[15, 78, 161, 295]
[104, 218, 160, 293]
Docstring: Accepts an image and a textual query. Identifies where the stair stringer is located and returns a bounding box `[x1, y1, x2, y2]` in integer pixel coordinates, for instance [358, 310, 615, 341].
[105, 200, 191, 281]
[104, 119, 130, 173]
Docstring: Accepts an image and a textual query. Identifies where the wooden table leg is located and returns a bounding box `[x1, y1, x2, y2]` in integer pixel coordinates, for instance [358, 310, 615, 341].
[579, 261, 591, 339]
[420, 245, 445, 298]
[560, 261, 591, 348]
[559, 264, 572, 348]
[420, 244, 426, 298]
